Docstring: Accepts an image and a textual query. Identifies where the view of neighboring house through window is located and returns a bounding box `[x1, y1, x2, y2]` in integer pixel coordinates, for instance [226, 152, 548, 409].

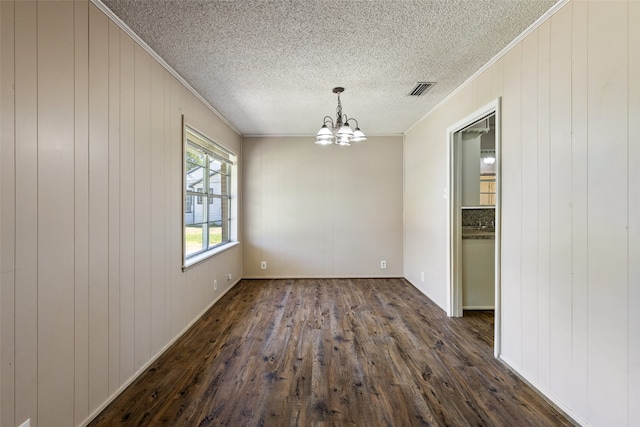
[184, 124, 234, 266]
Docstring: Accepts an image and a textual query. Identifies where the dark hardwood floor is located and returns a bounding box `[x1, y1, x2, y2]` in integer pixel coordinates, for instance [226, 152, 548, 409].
[90, 278, 573, 426]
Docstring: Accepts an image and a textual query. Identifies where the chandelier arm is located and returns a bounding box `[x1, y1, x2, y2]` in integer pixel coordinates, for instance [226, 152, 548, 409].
[345, 117, 359, 128]
[322, 116, 335, 128]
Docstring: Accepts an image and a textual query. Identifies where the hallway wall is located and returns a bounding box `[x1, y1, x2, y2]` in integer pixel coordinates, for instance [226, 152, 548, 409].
[404, 1, 639, 425]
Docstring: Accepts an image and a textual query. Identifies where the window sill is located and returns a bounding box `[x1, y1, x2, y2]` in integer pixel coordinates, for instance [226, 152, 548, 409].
[182, 241, 240, 271]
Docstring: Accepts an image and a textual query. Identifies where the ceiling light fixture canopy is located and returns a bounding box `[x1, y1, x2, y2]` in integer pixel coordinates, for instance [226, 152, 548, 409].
[315, 87, 366, 146]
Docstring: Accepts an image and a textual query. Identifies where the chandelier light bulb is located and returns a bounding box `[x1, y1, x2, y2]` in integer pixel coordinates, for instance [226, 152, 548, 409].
[336, 136, 351, 146]
[315, 137, 333, 146]
[351, 128, 367, 143]
[337, 123, 354, 138]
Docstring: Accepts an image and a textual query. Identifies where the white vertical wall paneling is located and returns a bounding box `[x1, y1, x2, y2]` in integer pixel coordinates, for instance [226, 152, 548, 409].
[169, 76, 184, 334]
[133, 44, 152, 371]
[499, 44, 523, 367]
[14, 1, 38, 425]
[428, 111, 448, 306]
[469, 78, 479, 110]
[476, 69, 492, 110]
[319, 144, 333, 275]
[273, 137, 286, 276]
[330, 143, 339, 277]
[490, 58, 503, 103]
[107, 18, 121, 396]
[402, 1, 637, 425]
[74, 0, 90, 423]
[402, 125, 428, 294]
[242, 139, 263, 277]
[535, 19, 552, 391]
[163, 69, 172, 343]
[276, 141, 303, 276]
[242, 137, 403, 279]
[37, 2, 76, 423]
[629, 3, 640, 425]
[334, 144, 367, 276]
[587, 2, 629, 425]
[299, 141, 324, 276]
[519, 31, 539, 381]
[193, 266, 205, 324]
[548, 4, 573, 406]
[351, 138, 403, 277]
[273, 137, 287, 275]
[569, 0, 589, 418]
[150, 59, 166, 357]
[88, 5, 110, 411]
[118, 31, 136, 383]
[1, 3, 244, 423]
[260, 139, 277, 275]
[459, 81, 471, 112]
[0, 1, 17, 425]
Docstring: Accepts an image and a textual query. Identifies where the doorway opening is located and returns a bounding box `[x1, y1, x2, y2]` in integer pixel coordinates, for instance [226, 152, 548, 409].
[447, 99, 501, 358]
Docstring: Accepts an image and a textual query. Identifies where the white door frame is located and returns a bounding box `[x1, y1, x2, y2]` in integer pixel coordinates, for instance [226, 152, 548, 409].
[446, 98, 502, 358]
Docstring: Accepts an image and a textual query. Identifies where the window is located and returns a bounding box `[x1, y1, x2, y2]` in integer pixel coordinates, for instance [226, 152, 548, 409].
[184, 124, 235, 267]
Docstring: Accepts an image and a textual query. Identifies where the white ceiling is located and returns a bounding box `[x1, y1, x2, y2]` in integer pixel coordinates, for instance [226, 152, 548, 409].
[100, 0, 559, 137]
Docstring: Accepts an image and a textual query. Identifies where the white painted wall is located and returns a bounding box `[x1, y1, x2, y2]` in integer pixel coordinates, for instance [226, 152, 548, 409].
[242, 136, 403, 278]
[0, 2, 242, 426]
[404, 1, 639, 426]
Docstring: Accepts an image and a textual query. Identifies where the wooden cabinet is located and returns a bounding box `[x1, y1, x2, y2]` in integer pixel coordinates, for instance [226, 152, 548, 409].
[479, 175, 496, 205]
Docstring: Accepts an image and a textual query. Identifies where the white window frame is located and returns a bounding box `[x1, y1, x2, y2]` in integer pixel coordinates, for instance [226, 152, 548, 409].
[183, 119, 237, 269]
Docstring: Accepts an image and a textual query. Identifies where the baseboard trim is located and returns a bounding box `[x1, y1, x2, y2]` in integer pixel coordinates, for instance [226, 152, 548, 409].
[79, 278, 242, 427]
[498, 355, 586, 427]
[241, 275, 404, 280]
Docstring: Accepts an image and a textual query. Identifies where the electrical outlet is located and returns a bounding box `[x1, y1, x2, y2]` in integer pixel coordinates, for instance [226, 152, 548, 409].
[213, 279, 217, 291]
[261, 261, 267, 270]
[381, 260, 387, 269]
[420, 272, 425, 282]
[227, 274, 232, 281]
[19, 419, 30, 427]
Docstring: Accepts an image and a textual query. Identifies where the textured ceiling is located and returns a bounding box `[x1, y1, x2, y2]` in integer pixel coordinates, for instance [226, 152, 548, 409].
[100, 0, 559, 136]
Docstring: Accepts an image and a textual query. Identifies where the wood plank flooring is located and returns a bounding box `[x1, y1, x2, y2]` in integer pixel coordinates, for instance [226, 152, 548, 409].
[90, 278, 573, 426]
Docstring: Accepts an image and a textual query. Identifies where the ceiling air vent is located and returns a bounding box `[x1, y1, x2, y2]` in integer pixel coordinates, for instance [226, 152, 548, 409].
[408, 82, 435, 96]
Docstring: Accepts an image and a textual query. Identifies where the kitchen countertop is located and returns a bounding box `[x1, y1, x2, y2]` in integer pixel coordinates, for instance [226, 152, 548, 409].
[462, 227, 495, 240]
